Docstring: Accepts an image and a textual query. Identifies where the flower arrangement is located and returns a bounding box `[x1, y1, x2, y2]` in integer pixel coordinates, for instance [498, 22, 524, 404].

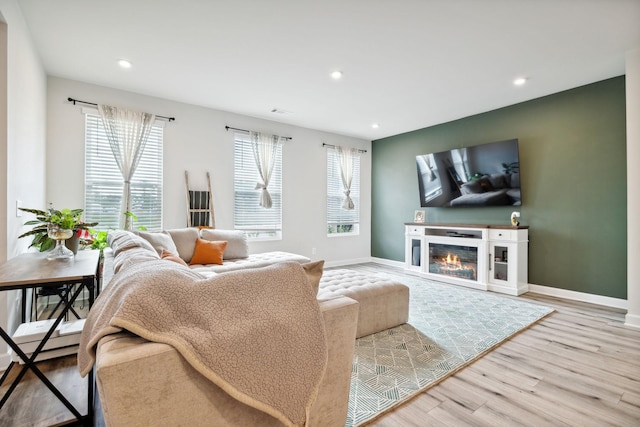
[18, 206, 98, 251]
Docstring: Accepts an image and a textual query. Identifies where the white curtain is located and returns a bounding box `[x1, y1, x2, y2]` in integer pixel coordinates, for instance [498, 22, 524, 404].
[452, 148, 469, 182]
[98, 105, 156, 229]
[251, 132, 281, 209]
[424, 154, 436, 181]
[336, 146, 359, 210]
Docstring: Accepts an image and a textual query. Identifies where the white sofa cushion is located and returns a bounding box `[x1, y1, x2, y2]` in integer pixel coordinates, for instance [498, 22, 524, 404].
[113, 246, 159, 274]
[166, 228, 200, 263]
[135, 230, 178, 256]
[189, 251, 311, 278]
[108, 230, 156, 256]
[200, 229, 249, 260]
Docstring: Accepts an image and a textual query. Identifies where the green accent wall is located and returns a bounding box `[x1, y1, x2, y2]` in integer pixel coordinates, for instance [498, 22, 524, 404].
[372, 77, 627, 299]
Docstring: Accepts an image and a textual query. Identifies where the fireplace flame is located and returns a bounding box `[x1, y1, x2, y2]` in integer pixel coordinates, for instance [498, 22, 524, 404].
[444, 253, 462, 268]
[431, 249, 478, 281]
[436, 252, 475, 276]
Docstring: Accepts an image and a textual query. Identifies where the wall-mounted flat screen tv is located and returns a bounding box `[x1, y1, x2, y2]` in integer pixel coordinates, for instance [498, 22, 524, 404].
[416, 139, 521, 208]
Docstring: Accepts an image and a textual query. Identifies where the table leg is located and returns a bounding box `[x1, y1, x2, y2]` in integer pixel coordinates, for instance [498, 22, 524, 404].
[0, 284, 88, 421]
[85, 276, 95, 422]
[21, 288, 26, 323]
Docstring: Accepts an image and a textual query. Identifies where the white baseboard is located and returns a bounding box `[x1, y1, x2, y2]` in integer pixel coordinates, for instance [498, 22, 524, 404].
[324, 257, 374, 268]
[526, 284, 627, 310]
[370, 257, 404, 268]
[364, 258, 628, 311]
[624, 313, 640, 329]
[327, 257, 406, 269]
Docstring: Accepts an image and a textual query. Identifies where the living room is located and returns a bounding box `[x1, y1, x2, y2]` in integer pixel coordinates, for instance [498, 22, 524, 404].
[1, 0, 640, 425]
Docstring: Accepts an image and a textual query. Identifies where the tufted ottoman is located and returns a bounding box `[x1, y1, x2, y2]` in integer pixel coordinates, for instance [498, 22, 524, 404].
[318, 269, 410, 338]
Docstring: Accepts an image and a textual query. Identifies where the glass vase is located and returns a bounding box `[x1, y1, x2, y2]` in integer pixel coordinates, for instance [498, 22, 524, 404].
[47, 224, 74, 260]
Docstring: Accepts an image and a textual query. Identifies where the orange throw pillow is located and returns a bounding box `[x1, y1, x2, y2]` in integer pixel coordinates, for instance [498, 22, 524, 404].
[189, 239, 227, 265]
[161, 249, 188, 267]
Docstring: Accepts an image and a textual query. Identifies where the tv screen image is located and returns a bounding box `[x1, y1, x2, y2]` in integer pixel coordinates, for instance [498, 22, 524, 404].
[416, 139, 521, 208]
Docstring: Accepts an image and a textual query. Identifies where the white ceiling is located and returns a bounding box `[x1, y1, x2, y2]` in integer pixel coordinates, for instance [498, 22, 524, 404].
[17, 0, 640, 140]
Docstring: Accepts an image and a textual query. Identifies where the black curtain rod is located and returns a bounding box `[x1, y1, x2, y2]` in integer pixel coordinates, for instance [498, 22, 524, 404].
[322, 142, 367, 153]
[225, 125, 292, 140]
[67, 97, 176, 122]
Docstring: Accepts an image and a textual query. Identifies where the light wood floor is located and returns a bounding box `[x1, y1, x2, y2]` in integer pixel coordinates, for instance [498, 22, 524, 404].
[2, 264, 639, 426]
[361, 267, 640, 427]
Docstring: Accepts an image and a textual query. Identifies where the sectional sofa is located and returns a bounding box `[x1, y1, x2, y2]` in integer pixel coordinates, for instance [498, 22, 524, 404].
[81, 228, 409, 426]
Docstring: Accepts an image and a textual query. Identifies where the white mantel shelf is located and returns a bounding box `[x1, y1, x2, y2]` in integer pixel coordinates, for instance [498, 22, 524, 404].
[405, 222, 529, 230]
[404, 223, 529, 296]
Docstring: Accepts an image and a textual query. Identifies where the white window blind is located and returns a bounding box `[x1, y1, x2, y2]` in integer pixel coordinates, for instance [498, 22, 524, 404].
[233, 133, 283, 239]
[84, 113, 163, 231]
[327, 149, 360, 235]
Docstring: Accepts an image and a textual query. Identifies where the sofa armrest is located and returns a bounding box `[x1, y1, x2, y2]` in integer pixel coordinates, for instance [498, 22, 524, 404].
[309, 296, 359, 426]
[95, 295, 359, 427]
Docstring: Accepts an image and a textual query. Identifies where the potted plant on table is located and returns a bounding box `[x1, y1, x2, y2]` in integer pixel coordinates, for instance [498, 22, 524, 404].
[18, 207, 98, 259]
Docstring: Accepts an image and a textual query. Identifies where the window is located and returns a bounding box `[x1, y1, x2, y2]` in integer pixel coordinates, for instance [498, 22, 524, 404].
[327, 149, 360, 235]
[416, 154, 442, 203]
[84, 113, 163, 230]
[233, 133, 283, 240]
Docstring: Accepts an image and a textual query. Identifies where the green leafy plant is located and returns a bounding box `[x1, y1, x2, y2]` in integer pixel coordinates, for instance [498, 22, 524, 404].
[90, 229, 109, 250]
[124, 211, 147, 231]
[18, 207, 98, 251]
[28, 230, 56, 252]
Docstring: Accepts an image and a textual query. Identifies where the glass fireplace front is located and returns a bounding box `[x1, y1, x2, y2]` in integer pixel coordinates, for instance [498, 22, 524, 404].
[428, 243, 478, 281]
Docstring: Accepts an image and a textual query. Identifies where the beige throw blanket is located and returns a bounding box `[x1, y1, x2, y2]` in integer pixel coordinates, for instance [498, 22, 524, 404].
[79, 259, 327, 427]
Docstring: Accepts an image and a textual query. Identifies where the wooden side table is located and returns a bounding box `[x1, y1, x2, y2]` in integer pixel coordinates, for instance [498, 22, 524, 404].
[0, 250, 100, 426]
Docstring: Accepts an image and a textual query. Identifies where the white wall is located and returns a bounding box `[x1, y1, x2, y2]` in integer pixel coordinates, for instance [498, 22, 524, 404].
[46, 77, 371, 263]
[0, 0, 47, 370]
[626, 49, 640, 329]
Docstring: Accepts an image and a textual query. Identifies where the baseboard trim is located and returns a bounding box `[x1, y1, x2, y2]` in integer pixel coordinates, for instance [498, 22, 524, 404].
[624, 313, 640, 329]
[324, 257, 375, 268]
[0, 352, 12, 373]
[365, 258, 628, 311]
[370, 257, 404, 268]
[527, 283, 627, 310]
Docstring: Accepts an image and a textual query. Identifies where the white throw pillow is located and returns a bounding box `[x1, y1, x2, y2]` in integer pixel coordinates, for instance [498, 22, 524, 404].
[166, 228, 200, 263]
[135, 230, 178, 257]
[200, 229, 249, 260]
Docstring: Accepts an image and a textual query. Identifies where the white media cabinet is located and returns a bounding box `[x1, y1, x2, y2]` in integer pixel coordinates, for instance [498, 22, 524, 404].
[405, 223, 529, 296]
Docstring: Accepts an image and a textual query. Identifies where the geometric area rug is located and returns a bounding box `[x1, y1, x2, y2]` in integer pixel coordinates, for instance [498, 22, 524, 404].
[346, 271, 554, 426]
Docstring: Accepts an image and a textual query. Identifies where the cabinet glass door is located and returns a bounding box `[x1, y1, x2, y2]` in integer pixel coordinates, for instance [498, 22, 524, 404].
[410, 238, 422, 267]
[493, 245, 508, 281]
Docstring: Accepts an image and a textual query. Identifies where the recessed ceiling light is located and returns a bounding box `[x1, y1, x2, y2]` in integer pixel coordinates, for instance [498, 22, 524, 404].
[513, 77, 527, 86]
[271, 108, 293, 115]
[118, 59, 132, 69]
[371, 123, 380, 129]
[330, 70, 343, 80]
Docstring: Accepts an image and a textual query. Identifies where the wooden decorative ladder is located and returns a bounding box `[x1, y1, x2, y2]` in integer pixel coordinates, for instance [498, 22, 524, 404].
[185, 171, 215, 228]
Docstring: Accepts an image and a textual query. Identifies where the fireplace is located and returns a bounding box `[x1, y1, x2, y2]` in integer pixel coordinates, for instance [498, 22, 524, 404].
[428, 243, 478, 281]
[405, 224, 527, 295]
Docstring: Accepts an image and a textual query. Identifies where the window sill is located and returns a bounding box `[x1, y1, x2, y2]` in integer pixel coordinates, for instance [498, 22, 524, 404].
[327, 232, 359, 238]
[246, 235, 282, 242]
